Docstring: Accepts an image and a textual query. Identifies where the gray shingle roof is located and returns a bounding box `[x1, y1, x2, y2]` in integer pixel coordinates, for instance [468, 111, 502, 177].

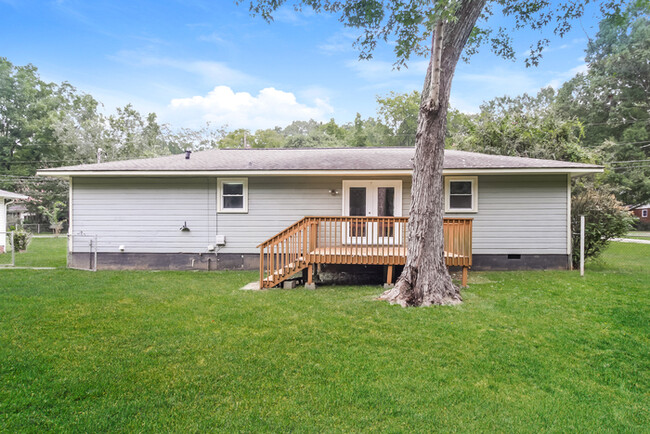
[39, 147, 602, 173]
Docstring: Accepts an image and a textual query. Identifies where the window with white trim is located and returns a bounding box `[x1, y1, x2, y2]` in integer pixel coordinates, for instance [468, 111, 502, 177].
[445, 176, 478, 213]
[643, 209, 648, 218]
[218, 178, 248, 213]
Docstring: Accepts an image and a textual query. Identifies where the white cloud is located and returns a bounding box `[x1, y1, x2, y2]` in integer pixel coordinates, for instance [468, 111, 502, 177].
[319, 31, 359, 54]
[448, 66, 543, 112]
[454, 68, 541, 99]
[346, 59, 428, 81]
[168, 86, 334, 130]
[343, 58, 429, 92]
[272, 5, 315, 25]
[198, 32, 227, 45]
[449, 95, 479, 114]
[546, 63, 588, 89]
[111, 51, 258, 86]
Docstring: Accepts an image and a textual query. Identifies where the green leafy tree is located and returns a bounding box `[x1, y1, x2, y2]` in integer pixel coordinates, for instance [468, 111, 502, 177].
[106, 105, 171, 159]
[0, 58, 80, 224]
[322, 118, 348, 141]
[281, 119, 347, 148]
[353, 116, 393, 147]
[556, 2, 650, 206]
[38, 200, 67, 235]
[240, 0, 622, 306]
[52, 93, 112, 165]
[16, 177, 69, 226]
[451, 88, 593, 163]
[220, 128, 254, 149]
[252, 128, 285, 148]
[376, 91, 420, 147]
[0, 57, 74, 176]
[157, 122, 226, 153]
[351, 113, 368, 147]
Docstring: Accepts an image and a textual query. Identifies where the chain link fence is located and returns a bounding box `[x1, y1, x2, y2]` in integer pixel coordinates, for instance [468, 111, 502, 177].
[0, 232, 15, 267]
[16, 223, 69, 235]
[577, 215, 649, 274]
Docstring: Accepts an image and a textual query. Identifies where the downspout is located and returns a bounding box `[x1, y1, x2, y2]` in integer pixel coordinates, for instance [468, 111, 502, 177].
[5, 199, 15, 230]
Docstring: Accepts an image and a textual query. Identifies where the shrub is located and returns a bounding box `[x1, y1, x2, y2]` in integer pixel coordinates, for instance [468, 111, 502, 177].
[571, 190, 636, 267]
[8, 226, 32, 252]
[635, 220, 650, 231]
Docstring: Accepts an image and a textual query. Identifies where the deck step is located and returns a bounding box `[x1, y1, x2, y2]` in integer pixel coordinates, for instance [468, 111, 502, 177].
[263, 259, 308, 286]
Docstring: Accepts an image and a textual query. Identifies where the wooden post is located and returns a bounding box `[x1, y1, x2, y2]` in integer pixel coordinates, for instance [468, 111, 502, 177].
[309, 222, 317, 254]
[307, 264, 313, 285]
[462, 266, 468, 288]
[259, 246, 264, 289]
[386, 265, 393, 285]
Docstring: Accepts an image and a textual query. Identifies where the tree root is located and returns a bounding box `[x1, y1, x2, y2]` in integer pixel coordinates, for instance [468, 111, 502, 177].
[379, 266, 462, 307]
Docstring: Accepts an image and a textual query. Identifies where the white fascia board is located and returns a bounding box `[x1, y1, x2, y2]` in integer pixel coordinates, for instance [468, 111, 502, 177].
[0, 192, 29, 200]
[443, 168, 603, 175]
[37, 167, 603, 178]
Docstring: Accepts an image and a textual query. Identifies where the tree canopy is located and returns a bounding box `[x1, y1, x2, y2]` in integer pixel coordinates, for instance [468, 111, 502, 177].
[2, 0, 646, 233]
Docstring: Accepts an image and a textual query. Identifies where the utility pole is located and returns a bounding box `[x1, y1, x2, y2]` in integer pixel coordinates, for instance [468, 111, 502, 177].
[243, 132, 249, 149]
[97, 148, 103, 164]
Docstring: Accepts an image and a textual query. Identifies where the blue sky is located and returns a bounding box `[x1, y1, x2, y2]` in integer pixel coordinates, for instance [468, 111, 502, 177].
[1, 0, 605, 131]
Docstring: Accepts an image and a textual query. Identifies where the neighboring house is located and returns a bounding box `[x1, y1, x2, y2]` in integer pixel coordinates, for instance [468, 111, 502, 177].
[7, 203, 32, 226]
[39, 148, 602, 282]
[0, 189, 29, 253]
[630, 204, 650, 224]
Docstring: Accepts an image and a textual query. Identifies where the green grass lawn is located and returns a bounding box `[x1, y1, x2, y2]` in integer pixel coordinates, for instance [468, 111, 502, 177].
[0, 242, 648, 431]
[0, 236, 67, 268]
[18, 236, 68, 268]
[627, 231, 650, 241]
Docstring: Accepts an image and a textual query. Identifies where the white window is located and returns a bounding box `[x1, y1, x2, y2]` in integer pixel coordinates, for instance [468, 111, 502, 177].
[643, 209, 648, 218]
[445, 176, 478, 213]
[218, 178, 248, 213]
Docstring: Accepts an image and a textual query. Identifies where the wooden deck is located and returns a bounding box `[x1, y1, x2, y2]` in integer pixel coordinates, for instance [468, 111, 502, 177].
[310, 246, 468, 262]
[258, 216, 473, 289]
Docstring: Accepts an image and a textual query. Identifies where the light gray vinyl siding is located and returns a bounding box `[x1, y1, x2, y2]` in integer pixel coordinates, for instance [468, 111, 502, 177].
[445, 175, 568, 255]
[217, 176, 411, 254]
[71, 177, 216, 253]
[70, 174, 567, 256]
[71, 176, 411, 254]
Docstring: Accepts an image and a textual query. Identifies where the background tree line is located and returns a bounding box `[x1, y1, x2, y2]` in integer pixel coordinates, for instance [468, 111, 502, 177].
[1, 1, 647, 227]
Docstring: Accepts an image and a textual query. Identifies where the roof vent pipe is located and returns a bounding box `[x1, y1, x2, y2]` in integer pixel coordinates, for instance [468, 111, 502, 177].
[185, 150, 192, 160]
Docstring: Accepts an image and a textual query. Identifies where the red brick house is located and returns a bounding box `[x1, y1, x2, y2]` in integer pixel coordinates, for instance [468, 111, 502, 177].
[631, 204, 650, 224]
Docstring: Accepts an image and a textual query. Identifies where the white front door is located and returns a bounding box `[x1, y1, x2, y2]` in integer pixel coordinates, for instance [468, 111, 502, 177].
[342, 180, 402, 244]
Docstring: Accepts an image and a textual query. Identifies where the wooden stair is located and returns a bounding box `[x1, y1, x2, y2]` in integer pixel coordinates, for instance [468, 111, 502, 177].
[262, 257, 308, 287]
[258, 216, 473, 289]
[258, 218, 315, 289]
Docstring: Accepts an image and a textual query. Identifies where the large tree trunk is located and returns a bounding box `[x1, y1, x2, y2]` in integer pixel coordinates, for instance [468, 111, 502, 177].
[380, 0, 487, 307]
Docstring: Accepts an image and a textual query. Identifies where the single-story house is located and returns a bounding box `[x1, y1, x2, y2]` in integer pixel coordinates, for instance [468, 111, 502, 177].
[1, 189, 29, 253]
[7, 203, 32, 227]
[38, 148, 602, 284]
[630, 204, 650, 224]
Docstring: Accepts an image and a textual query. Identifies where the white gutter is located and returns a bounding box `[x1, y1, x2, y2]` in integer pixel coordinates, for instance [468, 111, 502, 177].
[37, 167, 603, 178]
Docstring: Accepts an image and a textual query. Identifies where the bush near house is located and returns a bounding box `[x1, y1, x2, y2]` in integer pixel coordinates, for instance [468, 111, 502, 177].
[571, 189, 636, 267]
[9, 227, 32, 252]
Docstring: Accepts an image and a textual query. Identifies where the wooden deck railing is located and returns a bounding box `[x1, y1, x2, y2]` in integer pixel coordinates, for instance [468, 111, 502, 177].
[258, 216, 473, 289]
